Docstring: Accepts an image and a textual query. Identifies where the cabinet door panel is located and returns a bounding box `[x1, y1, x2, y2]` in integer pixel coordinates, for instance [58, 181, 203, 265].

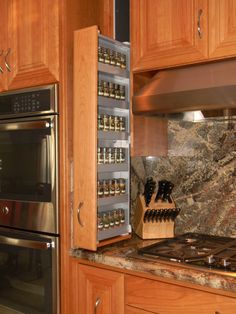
[131, 0, 208, 71]
[7, 0, 59, 90]
[209, 0, 236, 58]
[126, 275, 236, 314]
[0, 0, 8, 92]
[78, 265, 124, 314]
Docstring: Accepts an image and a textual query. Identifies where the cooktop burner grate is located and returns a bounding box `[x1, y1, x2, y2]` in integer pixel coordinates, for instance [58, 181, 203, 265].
[138, 233, 236, 273]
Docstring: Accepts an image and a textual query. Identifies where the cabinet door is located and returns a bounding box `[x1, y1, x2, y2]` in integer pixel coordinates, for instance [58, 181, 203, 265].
[78, 264, 124, 314]
[0, 0, 8, 92]
[209, 0, 236, 59]
[6, 0, 59, 90]
[131, 0, 208, 72]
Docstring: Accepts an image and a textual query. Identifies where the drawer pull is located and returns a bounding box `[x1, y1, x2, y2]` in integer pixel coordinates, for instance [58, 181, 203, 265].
[94, 297, 101, 314]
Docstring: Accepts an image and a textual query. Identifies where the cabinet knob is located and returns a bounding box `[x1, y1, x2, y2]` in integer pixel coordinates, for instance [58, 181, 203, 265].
[197, 9, 203, 38]
[94, 297, 101, 314]
[4, 48, 11, 72]
[1, 206, 9, 215]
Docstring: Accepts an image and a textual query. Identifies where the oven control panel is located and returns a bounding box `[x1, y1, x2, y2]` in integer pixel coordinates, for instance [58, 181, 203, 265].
[0, 84, 57, 117]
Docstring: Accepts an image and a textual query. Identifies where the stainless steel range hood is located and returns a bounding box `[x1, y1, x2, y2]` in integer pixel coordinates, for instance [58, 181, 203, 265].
[133, 59, 236, 119]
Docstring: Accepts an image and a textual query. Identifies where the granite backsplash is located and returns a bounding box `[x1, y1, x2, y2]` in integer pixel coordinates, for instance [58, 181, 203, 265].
[131, 119, 236, 237]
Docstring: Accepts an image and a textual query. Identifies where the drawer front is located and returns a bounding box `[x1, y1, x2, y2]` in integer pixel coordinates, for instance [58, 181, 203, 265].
[125, 275, 236, 314]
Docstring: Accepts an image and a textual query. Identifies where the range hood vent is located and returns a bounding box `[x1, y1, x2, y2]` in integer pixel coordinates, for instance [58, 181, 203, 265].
[133, 59, 236, 119]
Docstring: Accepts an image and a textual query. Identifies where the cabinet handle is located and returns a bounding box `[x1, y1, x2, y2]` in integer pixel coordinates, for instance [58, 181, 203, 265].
[0, 50, 4, 73]
[197, 9, 203, 38]
[77, 201, 84, 227]
[4, 48, 11, 72]
[94, 298, 101, 314]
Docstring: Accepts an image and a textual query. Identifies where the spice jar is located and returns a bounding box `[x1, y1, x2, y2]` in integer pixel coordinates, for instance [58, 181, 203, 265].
[103, 81, 109, 97]
[114, 179, 120, 195]
[97, 213, 104, 230]
[98, 46, 105, 63]
[109, 115, 115, 131]
[109, 179, 115, 196]
[97, 147, 103, 164]
[103, 147, 109, 164]
[119, 116, 125, 132]
[109, 212, 115, 227]
[119, 148, 125, 163]
[97, 114, 104, 131]
[120, 85, 125, 100]
[113, 210, 120, 226]
[115, 52, 121, 67]
[118, 208, 125, 224]
[109, 82, 115, 98]
[98, 80, 104, 96]
[114, 84, 121, 100]
[110, 50, 116, 65]
[119, 178, 126, 194]
[102, 213, 110, 229]
[120, 54, 126, 69]
[103, 180, 110, 197]
[104, 48, 110, 64]
[103, 114, 109, 131]
[97, 180, 104, 197]
[114, 116, 120, 132]
[108, 147, 115, 164]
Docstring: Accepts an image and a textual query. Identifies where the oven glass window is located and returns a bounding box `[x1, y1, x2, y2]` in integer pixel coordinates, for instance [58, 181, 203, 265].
[0, 121, 53, 202]
[0, 234, 54, 314]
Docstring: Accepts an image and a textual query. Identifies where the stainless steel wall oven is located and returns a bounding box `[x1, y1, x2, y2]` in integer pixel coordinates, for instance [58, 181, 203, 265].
[0, 85, 59, 314]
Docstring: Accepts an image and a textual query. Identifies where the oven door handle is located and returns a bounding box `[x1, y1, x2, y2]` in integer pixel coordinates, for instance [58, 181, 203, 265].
[0, 120, 51, 131]
[0, 235, 53, 250]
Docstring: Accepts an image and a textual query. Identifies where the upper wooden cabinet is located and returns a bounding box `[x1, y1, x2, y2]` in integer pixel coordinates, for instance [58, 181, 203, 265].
[0, 0, 59, 92]
[208, 0, 236, 58]
[131, 0, 208, 71]
[131, 0, 236, 72]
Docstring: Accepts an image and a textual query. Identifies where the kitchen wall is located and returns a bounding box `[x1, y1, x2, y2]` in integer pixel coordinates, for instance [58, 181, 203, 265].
[131, 118, 236, 237]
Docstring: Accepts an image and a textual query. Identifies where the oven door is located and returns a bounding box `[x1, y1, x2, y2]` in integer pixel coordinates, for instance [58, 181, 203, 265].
[0, 115, 58, 234]
[0, 227, 58, 314]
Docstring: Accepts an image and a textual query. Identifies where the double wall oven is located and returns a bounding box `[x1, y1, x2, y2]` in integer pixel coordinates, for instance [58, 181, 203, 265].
[0, 85, 59, 314]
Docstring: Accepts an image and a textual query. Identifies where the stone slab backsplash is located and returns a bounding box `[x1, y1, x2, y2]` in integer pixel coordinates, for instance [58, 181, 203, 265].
[131, 119, 236, 237]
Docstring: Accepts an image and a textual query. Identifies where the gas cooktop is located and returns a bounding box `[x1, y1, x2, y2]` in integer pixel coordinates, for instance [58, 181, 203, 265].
[138, 233, 236, 274]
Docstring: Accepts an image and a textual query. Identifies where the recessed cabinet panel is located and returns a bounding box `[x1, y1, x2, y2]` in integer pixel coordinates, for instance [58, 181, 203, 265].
[73, 26, 131, 251]
[209, 0, 236, 58]
[7, 0, 59, 90]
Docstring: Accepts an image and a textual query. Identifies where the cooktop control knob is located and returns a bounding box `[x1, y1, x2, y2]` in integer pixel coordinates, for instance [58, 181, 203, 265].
[220, 258, 231, 268]
[205, 254, 215, 265]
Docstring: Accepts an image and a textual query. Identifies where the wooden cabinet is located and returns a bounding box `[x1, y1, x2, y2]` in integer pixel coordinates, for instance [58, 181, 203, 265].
[131, 0, 236, 72]
[0, 0, 59, 92]
[131, 0, 208, 71]
[78, 264, 124, 314]
[208, 0, 236, 59]
[125, 275, 236, 314]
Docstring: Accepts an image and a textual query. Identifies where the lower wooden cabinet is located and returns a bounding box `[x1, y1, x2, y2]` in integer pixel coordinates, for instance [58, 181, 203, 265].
[78, 264, 124, 314]
[77, 263, 236, 314]
[125, 275, 236, 314]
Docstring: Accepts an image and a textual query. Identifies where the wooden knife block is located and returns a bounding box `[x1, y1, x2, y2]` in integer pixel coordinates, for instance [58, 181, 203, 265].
[133, 194, 176, 239]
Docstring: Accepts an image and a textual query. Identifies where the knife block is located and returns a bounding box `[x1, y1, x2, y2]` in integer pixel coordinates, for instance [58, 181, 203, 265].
[133, 194, 178, 239]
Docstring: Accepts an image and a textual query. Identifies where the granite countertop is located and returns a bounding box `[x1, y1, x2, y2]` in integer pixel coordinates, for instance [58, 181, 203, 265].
[71, 234, 236, 295]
